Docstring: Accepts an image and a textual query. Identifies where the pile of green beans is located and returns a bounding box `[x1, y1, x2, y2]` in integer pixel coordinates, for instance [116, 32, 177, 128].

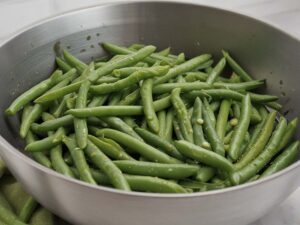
[5, 42, 299, 193]
[0, 160, 55, 225]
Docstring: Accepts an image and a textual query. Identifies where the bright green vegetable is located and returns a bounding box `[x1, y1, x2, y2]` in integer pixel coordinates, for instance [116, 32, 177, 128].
[216, 99, 231, 141]
[84, 140, 130, 191]
[174, 140, 234, 173]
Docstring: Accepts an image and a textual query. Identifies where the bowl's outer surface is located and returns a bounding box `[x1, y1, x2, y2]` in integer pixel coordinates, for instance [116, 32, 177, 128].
[0, 1, 300, 225]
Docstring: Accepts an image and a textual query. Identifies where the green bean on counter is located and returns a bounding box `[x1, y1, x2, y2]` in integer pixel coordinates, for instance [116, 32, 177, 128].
[5, 42, 299, 194]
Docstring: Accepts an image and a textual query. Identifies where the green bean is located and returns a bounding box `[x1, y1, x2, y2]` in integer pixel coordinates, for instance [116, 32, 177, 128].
[6, 70, 62, 115]
[203, 98, 216, 128]
[216, 99, 231, 141]
[153, 82, 212, 94]
[102, 42, 173, 65]
[229, 72, 241, 83]
[0, 203, 27, 225]
[72, 62, 95, 83]
[123, 117, 138, 128]
[228, 94, 252, 161]
[18, 197, 38, 222]
[192, 97, 206, 147]
[206, 58, 226, 84]
[179, 180, 227, 191]
[165, 109, 174, 142]
[230, 117, 287, 185]
[157, 110, 166, 138]
[35, 81, 82, 103]
[174, 53, 185, 65]
[205, 67, 213, 74]
[213, 79, 265, 91]
[277, 118, 298, 150]
[55, 57, 73, 72]
[95, 76, 119, 84]
[26, 131, 52, 168]
[29, 207, 54, 225]
[224, 130, 233, 144]
[31, 115, 73, 133]
[91, 66, 169, 94]
[67, 95, 171, 117]
[88, 95, 108, 107]
[222, 50, 252, 81]
[134, 127, 184, 160]
[89, 168, 187, 193]
[261, 141, 299, 178]
[74, 80, 90, 149]
[51, 144, 75, 178]
[101, 117, 143, 141]
[174, 140, 234, 173]
[129, 43, 145, 50]
[91, 45, 157, 81]
[265, 101, 282, 111]
[258, 105, 268, 119]
[173, 119, 184, 140]
[52, 96, 67, 118]
[185, 89, 278, 103]
[171, 88, 193, 142]
[185, 72, 208, 82]
[63, 152, 73, 166]
[158, 47, 171, 56]
[119, 89, 140, 105]
[194, 166, 216, 182]
[107, 92, 122, 105]
[44, 115, 74, 177]
[63, 135, 96, 184]
[141, 78, 160, 133]
[202, 100, 225, 156]
[88, 135, 134, 160]
[96, 129, 181, 164]
[25, 127, 65, 152]
[210, 101, 221, 112]
[63, 50, 87, 74]
[114, 160, 198, 179]
[154, 54, 212, 84]
[235, 111, 277, 170]
[112, 67, 145, 78]
[84, 140, 130, 191]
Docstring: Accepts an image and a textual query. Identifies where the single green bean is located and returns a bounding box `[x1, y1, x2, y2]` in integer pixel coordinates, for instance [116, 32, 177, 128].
[228, 94, 252, 161]
[213, 79, 265, 91]
[63, 135, 96, 184]
[265, 101, 282, 111]
[6, 70, 62, 115]
[96, 129, 181, 164]
[185, 89, 278, 103]
[216, 99, 231, 141]
[202, 100, 225, 156]
[171, 88, 193, 142]
[95, 76, 119, 84]
[222, 50, 253, 81]
[141, 78, 160, 133]
[84, 140, 130, 191]
[277, 118, 298, 150]
[206, 58, 226, 84]
[25, 131, 52, 168]
[101, 117, 143, 141]
[88, 135, 134, 160]
[114, 160, 198, 179]
[18, 197, 38, 223]
[194, 166, 216, 183]
[174, 140, 234, 173]
[153, 82, 212, 94]
[55, 57, 73, 72]
[192, 97, 206, 147]
[134, 127, 184, 160]
[63, 50, 87, 74]
[74, 80, 90, 149]
[179, 180, 227, 191]
[261, 141, 299, 178]
[157, 110, 166, 138]
[210, 101, 221, 112]
[154, 54, 212, 84]
[165, 109, 174, 142]
[118, 89, 140, 105]
[67, 95, 171, 117]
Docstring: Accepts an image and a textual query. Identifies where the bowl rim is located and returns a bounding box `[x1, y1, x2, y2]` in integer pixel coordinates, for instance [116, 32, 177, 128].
[1, 0, 299, 198]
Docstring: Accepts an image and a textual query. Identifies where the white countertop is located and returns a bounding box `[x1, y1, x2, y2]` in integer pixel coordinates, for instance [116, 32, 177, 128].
[0, 0, 299, 224]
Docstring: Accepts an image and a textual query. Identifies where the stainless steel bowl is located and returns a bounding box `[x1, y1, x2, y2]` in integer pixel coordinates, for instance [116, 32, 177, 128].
[0, 1, 299, 225]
